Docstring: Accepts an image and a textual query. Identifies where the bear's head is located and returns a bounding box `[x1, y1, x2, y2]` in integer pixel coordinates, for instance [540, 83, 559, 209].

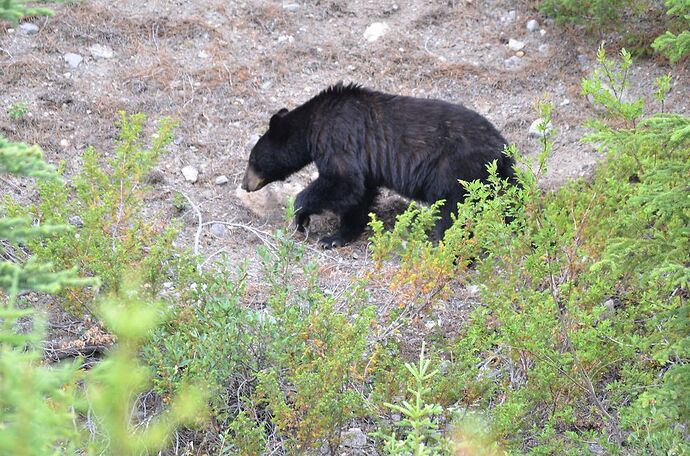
[242, 108, 309, 192]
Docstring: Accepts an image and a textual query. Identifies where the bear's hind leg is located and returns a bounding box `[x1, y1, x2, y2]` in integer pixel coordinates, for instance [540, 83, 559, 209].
[319, 188, 378, 249]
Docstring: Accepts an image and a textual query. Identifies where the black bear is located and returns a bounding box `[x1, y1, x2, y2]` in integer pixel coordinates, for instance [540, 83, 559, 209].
[241, 82, 515, 248]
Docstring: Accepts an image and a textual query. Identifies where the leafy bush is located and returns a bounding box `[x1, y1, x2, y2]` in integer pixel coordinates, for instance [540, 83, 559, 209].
[1, 138, 204, 455]
[370, 48, 689, 453]
[0, 0, 54, 25]
[146, 222, 376, 453]
[538, 0, 636, 33]
[6, 112, 179, 310]
[652, 0, 690, 63]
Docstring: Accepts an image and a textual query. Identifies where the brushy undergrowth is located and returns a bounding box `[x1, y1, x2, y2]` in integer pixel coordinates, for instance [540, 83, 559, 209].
[369, 48, 689, 454]
[5, 112, 180, 312]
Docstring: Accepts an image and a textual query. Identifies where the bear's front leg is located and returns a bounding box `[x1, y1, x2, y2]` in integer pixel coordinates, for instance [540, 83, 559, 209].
[293, 174, 366, 246]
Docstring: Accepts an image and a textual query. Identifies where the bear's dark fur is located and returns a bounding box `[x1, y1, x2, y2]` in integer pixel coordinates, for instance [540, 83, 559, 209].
[242, 82, 515, 248]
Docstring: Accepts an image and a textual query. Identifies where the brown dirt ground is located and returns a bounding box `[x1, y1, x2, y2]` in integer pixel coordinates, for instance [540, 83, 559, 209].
[1, 0, 688, 453]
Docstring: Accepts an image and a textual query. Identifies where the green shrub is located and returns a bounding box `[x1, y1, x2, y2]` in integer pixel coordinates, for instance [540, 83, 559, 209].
[652, 0, 690, 63]
[538, 0, 636, 33]
[6, 112, 179, 311]
[370, 48, 689, 453]
[1, 138, 204, 455]
[146, 220, 376, 453]
[0, 0, 54, 25]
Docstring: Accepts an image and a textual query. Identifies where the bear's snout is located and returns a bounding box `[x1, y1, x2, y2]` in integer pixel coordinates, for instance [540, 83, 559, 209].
[242, 167, 267, 192]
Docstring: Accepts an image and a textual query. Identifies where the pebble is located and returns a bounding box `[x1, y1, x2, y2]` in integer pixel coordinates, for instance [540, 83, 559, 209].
[282, 3, 300, 12]
[64, 53, 83, 68]
[466, 284, 480, 296]
[210, 223, 226, 237]
[245, 134, 260, 152]
[526, 19, 539, 32]
[560, 99, 571, 106]
[516, 50, 525, 57]
[59, 139, 70, 148]
[504, 55, 522, 70]
[68, 215, 84, 228]
[215, 175, 229, 186]
[529, 118, 554, 138]
[341, 428, 367, 448]
[508, 38, 525, 51]
[539, 44, 549, 54]
[89, 44, 114, 59]
[506, 10, 516, 22]
[181, 166, 199, 183]
[363, 22, 389, 42]
[19, 23, 39, 35]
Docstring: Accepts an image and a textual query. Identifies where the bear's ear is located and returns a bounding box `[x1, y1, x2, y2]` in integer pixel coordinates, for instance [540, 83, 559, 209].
[269, 108, 290, 139]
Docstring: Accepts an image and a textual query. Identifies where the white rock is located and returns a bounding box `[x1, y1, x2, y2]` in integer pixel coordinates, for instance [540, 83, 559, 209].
[508, 38, 525, 51]
[245, 134, 260, 152]
[529, 118, 554, 138]
[466, 284, 481, 296]
[560, 99, 571, 106]
[282, 3, 300, 12]
[64, 53, 83, 68]
[181, 166, 199, 183]
[235, 181, 305, 221]
[215, 175, 229, 185]
[526, 19, 539, 32]
[59, 139, 70, 148]
[89, 44, 114, 59]
[341, 428, 367, 448]
[210, 223, 226, 237]
[19, 23, 39, 35]
[363, 22, 389, 42]
[504, 55, 522, 70]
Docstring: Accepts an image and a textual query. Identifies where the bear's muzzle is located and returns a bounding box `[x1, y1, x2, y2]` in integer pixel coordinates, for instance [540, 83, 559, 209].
[241, 167, 267, 192]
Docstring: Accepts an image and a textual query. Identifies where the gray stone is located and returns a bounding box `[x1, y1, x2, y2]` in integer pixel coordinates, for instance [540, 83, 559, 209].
[89, 44, 114, 59]
[64, 53, 83, 68]
[181, 166, 199, 183]
[529, 118, 554, 138]
[245, 134, 260, 152]
[282, 3, 300, 12]
[210, 223, 226, 237]
[507, 10, 516, 22]
[508, 38, 525, 51]
[341, 428, 367, 448]
[19, 23, 39, 35]
[539, 44, 549, 54]
[68, 216, 84, 228]
[504, 55, 522, 70]
[363, 22, 390, 42]
[526, 19, 539, 32]
[215, 175, 229, 186]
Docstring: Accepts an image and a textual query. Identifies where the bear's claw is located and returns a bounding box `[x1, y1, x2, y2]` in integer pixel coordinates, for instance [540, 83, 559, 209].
[318, 234, 346, 249]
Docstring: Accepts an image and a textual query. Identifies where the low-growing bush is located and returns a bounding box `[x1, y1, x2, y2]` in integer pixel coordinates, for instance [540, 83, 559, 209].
[6, 112, 179, 311]
[370, 47, 689, 454]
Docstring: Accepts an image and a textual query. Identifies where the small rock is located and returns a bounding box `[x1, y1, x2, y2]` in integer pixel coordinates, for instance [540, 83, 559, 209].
[506, 10, 516, 22]
[64, 53, 83, 68]
[560, 99, 571, 106]
[162, 281, 173, 289]
[504, 55, 522, 70]
[538, 44, 549, 54]
[341, 428, 367, 448]
[215, 175, 229, 186]
[19, 23, 39, 35]
[59, 139, 70, 148]
[181, 166, 199, 183]
[540, 29, 546, 36]
[145, 168, 166, 184]
[577, 54, 589, 70]
[363, 22, 389, 42]
[516, 50, 525, 57]
[528, 118, 554, 138]
[466, 284, 480, 296]
[352, 252, 359, 260]
[89, 44, 114, 59]
[68, 216, 84, 228]
[210, 223, 226, 237]
[129, 79, 147, 94]
[198, 50, 209, 59]
[246, 134, 260, 152]
[508, 38, 525, 51]
[526, 19, 539, 32]
[391, 413, 402, 422]
[282, 3, 300, 12]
